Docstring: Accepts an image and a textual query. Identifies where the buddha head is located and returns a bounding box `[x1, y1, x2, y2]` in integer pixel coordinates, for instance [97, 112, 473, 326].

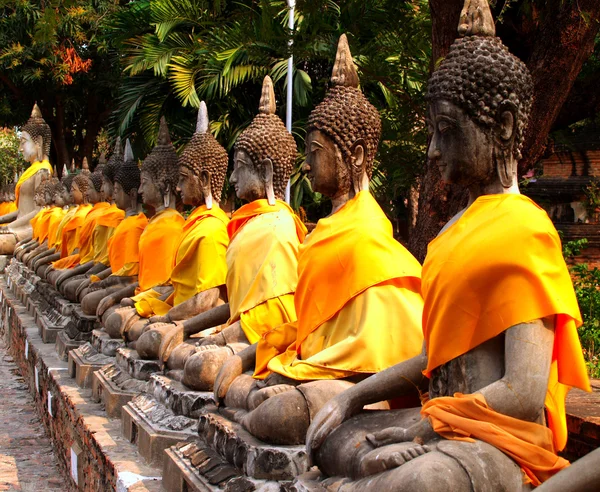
[72, 162, 93, 205]
[231, 76, 296, 204]
[139, 117, 179, 210]
[19, 103, 52, 164]
[34, 182, 48, 208]
[103, 138, 124, 201]
[426, 0, 533, 190]
[178, 102, 228, 208]
[304, 35, 381, 201]
[114, 139, 141, 212]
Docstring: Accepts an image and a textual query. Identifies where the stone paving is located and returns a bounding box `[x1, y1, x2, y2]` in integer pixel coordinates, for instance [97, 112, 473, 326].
[0, 338, 64, 491]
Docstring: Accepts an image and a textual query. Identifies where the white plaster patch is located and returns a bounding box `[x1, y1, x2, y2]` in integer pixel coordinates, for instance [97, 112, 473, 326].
[34, 366, 39, 392]
[116, 471, 161, 492]
[70, 447, 78, 484]
[47, 391, 53, 416]
[24, 340, 28, 359]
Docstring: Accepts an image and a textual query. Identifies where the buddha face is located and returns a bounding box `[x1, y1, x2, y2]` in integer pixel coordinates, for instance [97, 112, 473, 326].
[19, 131, 40, 163]
[230, 149, 265, 202]
[102, 177, 114, 202]
[139, 171, 162, 208]
[113, 182, 129, 211]
[427, 99, 496, 187]
[53, 191, 65, 207]
[71, 182, 84, 205]
[178, 166, 202, 206]
[303, 129, 349, 198]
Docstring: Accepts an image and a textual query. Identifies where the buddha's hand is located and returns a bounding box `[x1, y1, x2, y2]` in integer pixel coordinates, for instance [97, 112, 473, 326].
[306, 394, 359, 465]
[121, 297, 135, 308]
[366, 419, 437, 448]
[214, 355, 243, 406]
[97, 294, 118, 318]
[149, 315, 169, 324]
[198, 332, 226, 347]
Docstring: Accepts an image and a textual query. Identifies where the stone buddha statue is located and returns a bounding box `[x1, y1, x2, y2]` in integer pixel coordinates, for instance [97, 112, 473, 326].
[298, 2, 591, 489]
[150, 76, 305, 389]
[79, 139, 148, 314]
[45, 166, 97, 286]
[122, 102, 230, 355]
[211, 34, 424, 447]
[0, 103, 54, 254]
[52, 158, 124, 299]
[98, 118, 185, 334]
[30, 172, 76, 277]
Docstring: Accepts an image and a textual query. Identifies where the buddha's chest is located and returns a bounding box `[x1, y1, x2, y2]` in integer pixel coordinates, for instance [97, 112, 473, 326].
[429, 334, 505, 398]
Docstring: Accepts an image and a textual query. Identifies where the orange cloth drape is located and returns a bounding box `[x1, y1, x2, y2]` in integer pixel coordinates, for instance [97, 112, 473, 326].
[136, 208, 184, 293]
[75, 202, 111, 263]
[59, 204, 93, 257]
[35, 207, 57, 243]
[225, 200, 307, 345]
[15, 160, 53, 206]
[47, 207, 67, 248]
[134, 205, 229, 318]
[106, 213, 148, 274]
[421, 193, 591, 483]
[421, 393, 570, 486]
[267, 191, 423, 381]
[30, 208, 48, 241]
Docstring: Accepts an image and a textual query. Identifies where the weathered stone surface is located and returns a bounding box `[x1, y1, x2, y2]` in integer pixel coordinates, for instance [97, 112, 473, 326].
[117, 347, 162, 381]
[149, 374, 214, 418]
[94, 362, 148, 418]
[68, 342, 114, 389]
[92, 328, 125, 356]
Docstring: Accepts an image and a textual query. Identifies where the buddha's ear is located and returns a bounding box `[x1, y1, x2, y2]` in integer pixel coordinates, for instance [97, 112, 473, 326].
[260, 158, 276, 206]
[164, 183, 171, 208]
[496, 100, 517, 144]
[200, 170, 213, 209]
[34, 135, 44, 162]
[349, 138, 367, 194]
[496, 100, 518, 188]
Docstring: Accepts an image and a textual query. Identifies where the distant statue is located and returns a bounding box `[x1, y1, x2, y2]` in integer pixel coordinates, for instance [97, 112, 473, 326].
[0, 103, 53, 254]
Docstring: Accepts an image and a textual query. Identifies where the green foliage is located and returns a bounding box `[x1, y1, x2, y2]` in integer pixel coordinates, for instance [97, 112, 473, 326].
[0, 128, 26, 186]
[105, 0, 431, 218]
[562, 238, 600, 377]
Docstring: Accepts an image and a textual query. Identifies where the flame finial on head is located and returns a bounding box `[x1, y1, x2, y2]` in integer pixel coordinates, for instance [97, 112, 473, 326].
[82, 157, 89, 171]
[259, 76, 276, 115]
[458, 0, 495, 37]
[331, 34, 359, 88]
[124, 139, 134, 162]
[156, 117, 172, 146]
[31, 102, 43, 120]
[62, 164, 68, 177]
[197, 101, 209, 134]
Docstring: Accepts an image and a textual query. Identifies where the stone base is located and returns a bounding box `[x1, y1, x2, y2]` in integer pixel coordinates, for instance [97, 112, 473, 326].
[117, 347, 162, 381]
[55, 329, 84, 361]
[0, 278, 163, 491]
[38, 315, 65, 344]
[0, 254, 11, 272]
[93, 362, 149, 418]
[92, 328, 125, 356]
[122, 394, 198, 467]
[149, 374, 215, 418]
[68, 342, 114, 389]
[163, 442, 281, 492]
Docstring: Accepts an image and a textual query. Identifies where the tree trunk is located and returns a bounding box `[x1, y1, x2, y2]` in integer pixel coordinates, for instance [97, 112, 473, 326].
[53, 95, 71, 171]
[409, 0, 600, 263]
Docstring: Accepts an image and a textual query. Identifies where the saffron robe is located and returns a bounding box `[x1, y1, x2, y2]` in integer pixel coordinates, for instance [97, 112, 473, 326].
[106, 213, 148, 275]
[135, 208, 185, 294]
[15, 160, 53, 206]
[420, 193, 590, 485]
[52, 206, 78, 253]
[79, 203, 124, 264]
[222, 200, 306, 379]
[47, 207, 67, 249]
[134, 205, 229, 318]
[267, 191, 423, 381]
[52, 204, 93, 269]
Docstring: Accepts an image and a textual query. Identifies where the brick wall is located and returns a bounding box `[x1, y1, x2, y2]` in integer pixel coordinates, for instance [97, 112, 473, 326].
[541, 150, 600, 178]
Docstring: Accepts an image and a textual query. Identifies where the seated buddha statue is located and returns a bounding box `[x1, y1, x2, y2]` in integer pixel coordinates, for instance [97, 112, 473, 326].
[30, 173, 77, 277]
[45, 168, 95, 286]
[212, 35, 424, 446]
[123, 102, 230, 354]
[20, 178, 66, 266]
[301, 3, 591, 489]
[151, 76, 306, 389]
[16, 179, 55, 263]
[50, 159, 124, 299]
[0, 103, 54, 254]
[98, 118, 185, 334]
[56, 158, 126, 301]
[80, 139, 148, 314]
[0, 184, 17, 218]
[74, 138, 128, 302]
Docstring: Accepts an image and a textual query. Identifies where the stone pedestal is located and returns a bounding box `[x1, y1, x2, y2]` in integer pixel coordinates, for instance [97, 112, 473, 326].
[93, 362, 149, 418]
[68, 342, 114, 389]
[122, 394, 198, 467]
[92, 328, 125, 356]
[117, 347, 162, 381]
[55, 330, 84, 361]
